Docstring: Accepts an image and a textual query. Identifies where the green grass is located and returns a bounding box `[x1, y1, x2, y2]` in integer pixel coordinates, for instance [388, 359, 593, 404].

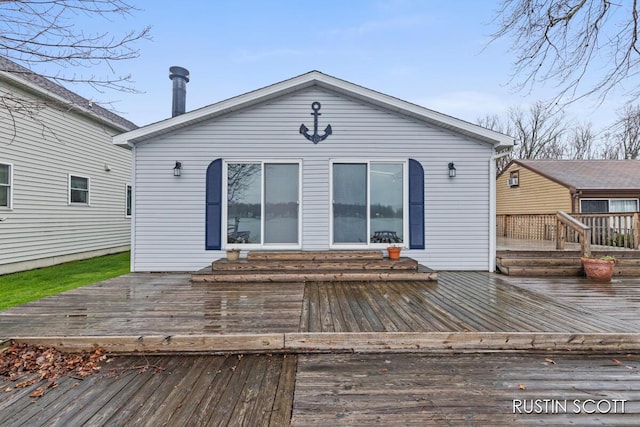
[0, 251, 130, 310]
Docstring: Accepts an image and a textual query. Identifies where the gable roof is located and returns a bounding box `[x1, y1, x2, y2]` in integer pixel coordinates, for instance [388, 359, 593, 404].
[0, 56, 137, 132]
[514, 159, 640, 191]
[113, 70, 515, 148]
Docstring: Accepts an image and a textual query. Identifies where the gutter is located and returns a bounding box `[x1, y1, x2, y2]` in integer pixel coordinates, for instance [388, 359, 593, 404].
[488, 148, 514, 272]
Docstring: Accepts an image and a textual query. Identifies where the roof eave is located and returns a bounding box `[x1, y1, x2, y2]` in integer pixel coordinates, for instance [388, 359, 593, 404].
[0, 70, 134, 133]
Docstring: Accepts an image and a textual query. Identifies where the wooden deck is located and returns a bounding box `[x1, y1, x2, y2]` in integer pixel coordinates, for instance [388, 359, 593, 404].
[2, 272, 640, 353]
[2, 352, 639, 425]
[3, 271, 640, 424]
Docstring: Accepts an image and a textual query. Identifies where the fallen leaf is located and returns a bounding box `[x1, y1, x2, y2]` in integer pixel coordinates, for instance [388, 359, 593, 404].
[4, 387, 12, 393]
[518, 384, 526, 390]
[29, 386, 45, 398]
[545, 358, 556, 365]
[16, 378, 37, 388]
[230, 366, 237, 372]
[613, 359, 622, 365]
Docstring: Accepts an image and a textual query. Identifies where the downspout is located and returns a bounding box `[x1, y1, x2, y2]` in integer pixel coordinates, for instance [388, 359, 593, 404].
[488, 148, 513, 272]
[130, 143, 137, 273]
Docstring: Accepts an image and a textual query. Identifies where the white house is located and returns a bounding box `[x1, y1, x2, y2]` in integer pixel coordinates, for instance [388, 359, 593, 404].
[0, 57, 136, 275]
[114, 70, 514, 272]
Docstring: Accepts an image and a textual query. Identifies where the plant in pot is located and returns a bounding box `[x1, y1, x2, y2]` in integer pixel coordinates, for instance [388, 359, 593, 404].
[580, 254, 616, 281]
[387, 244, 402, 260]
[226, 248, 241, 261]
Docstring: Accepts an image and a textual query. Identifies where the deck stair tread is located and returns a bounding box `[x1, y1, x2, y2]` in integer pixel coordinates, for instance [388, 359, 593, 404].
[497, 249, 640, 276]
[246, 250, 384, 261]
[212, 258, 418, 271]
[194, 251, 436, 282]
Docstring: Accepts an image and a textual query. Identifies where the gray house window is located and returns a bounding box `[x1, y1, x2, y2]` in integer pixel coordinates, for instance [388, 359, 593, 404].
[69, 175, 90, 205]
[0, 163, 11, 208]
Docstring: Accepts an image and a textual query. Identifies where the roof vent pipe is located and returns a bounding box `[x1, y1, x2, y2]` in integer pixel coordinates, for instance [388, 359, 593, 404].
[169, 66, 190, 117]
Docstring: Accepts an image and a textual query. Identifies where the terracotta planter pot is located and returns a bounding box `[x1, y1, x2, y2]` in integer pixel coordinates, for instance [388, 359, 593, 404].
[581, 257, 615, 282]
[387, 247, 401, 260]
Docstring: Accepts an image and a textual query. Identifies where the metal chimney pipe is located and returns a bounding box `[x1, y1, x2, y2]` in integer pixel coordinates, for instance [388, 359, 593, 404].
[169, 66, 190, 117]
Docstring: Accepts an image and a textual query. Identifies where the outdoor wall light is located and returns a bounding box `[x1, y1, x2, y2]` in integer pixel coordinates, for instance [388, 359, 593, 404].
[448, 162, 456, 178]
[173, 161, 182, 177]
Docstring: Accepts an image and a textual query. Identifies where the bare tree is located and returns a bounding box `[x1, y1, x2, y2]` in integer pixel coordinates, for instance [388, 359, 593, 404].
[0, 1, 150, 102]
[610, 104, 640, 159]
[478, 113, 515, 174]
[491, 0, 640, 104]
[565, 122, 596, 159]
[509, 102, 567, 160]
[599, 137, 622, 159]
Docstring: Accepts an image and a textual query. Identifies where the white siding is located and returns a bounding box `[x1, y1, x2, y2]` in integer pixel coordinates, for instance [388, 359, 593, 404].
[0, 80, 131, 274]
[132, 88, 493, 271]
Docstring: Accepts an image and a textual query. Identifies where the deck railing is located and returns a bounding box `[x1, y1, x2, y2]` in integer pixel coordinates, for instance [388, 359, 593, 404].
[556, 211, 591, 257]
[497, 212, 640, 249]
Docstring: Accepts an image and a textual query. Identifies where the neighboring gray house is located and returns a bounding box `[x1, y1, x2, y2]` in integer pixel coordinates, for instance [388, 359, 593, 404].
[114, 70, 514, 272]
[0, 57, 136, 275]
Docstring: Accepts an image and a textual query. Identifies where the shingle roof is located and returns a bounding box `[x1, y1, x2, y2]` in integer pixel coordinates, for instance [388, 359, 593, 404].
[0, 56, 137, 132]
[516, 159, 640, 190]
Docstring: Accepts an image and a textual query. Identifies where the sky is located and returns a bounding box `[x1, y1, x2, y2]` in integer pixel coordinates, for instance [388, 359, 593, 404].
[59, 0, 627, 132]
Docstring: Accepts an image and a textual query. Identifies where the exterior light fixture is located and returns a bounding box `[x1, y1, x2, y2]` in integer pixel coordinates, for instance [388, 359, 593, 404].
[448, 162, 456, 178]
[173, 161, 182, 177]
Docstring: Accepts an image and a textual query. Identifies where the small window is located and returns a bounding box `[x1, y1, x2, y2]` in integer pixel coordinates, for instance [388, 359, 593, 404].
[508, 170, 519, 187]
[0, 163, 12, 208]
[125, 184, 132, 217]
[69, 175, 90, 205]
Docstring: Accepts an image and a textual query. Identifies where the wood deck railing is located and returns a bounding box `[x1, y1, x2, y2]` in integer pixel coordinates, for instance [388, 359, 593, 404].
[497, 212, 640, 250]
[556, 211, 591, 257]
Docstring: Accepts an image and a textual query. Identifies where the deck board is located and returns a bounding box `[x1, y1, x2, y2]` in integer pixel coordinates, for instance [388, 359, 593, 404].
[0, 354, 297, 427]
[292, 352, 640, 425]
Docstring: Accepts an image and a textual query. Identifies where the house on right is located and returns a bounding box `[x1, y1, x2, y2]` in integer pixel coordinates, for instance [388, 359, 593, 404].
[497, 160, 640, 215]
[497, 160, 640, 249]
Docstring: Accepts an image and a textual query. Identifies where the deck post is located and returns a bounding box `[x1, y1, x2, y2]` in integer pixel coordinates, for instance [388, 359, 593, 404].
[556, 219, 565, 250]
[634, 212, 640, 249]
[582, 228, 592, 258]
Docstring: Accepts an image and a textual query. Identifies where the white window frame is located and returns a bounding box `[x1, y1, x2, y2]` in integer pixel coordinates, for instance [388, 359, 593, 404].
[580, 198, 639, 213]
[125, 183, 132, 218]
[223, 159, 303, 250]
[329, 159, 408, 249]
[0, 162, 13, 210]
[68, 174, 90, 206]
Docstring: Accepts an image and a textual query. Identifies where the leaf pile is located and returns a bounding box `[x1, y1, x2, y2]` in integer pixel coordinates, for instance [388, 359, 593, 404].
[1, 343, 107, 397]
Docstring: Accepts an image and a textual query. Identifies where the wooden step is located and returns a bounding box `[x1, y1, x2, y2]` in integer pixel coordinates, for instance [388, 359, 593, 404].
[192, 265, 437, 283]
[246, 250, 384, 261]
[501, 266, 584, 276]
[498, 257, 581, 267]
[212, 258, 418, 271]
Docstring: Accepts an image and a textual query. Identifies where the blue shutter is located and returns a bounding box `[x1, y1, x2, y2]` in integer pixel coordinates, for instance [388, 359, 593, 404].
[205, 159, 222, 250]
[408, 159, 425, 249]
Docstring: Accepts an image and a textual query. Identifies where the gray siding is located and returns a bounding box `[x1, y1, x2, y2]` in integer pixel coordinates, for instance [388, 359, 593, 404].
[132, 88, 492, 271]
[0, 80, 131, 274]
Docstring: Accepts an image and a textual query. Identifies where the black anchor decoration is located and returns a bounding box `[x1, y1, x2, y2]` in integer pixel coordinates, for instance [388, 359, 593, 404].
[299, 101, 332, 144]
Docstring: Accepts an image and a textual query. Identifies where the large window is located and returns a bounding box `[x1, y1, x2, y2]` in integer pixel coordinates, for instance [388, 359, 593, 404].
[0, 163, 11, 208]
[69, 175, 90, 205]
[226, 161, 300, 247]
[332, 161, 406, 246]
[581, 199, 639, 213]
